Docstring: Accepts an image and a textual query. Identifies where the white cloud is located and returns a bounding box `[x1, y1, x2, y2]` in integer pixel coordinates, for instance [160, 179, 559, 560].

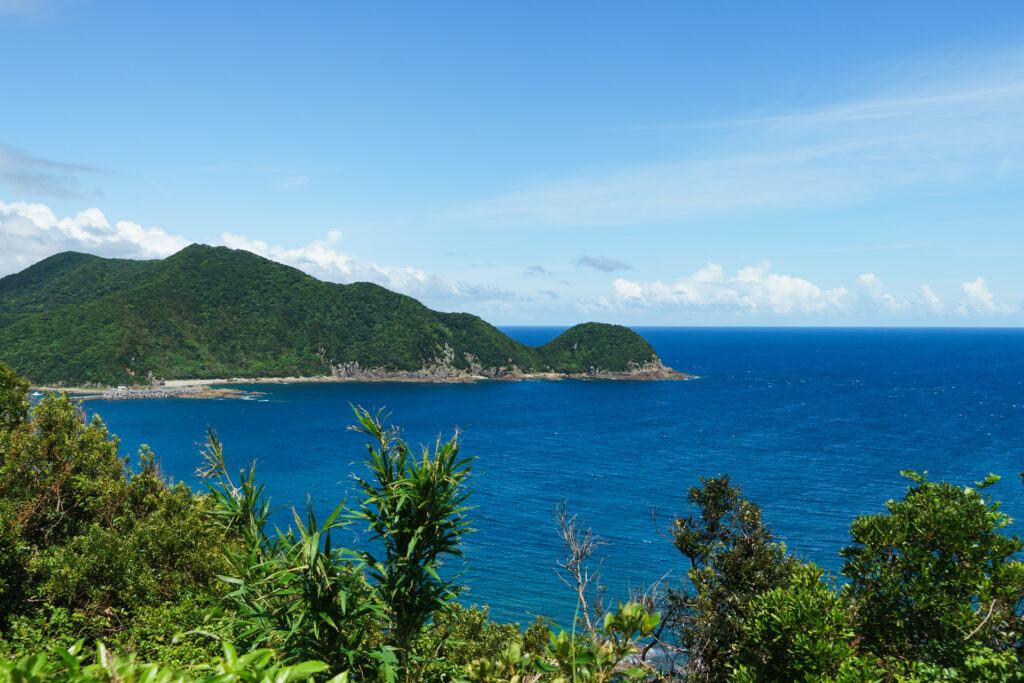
[920, 285, 944, 313]
[0, 200, 190, 274]
[602, 265, 1021, 319]
[0, 199, 521, 306]
[959, 277, 1017, 314]
[609, 261, 849, 314]
[459, 54, 1024, 227]
[4, 200, 1018, 321]
[219, 231, 522, 305]
[857, 273, 910, 311]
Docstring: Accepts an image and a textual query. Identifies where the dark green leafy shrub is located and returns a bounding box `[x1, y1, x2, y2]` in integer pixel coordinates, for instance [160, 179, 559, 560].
[417, 605, 548, 683]
[841, 471, 1024, 672]
[729, 563, 863, 682]
[0, 364, 28, 432]
[0, 365, 230, 659]
[665, 475, 797, 681]
[879, 642, 1023, 682]
[464, 601, 660, 683]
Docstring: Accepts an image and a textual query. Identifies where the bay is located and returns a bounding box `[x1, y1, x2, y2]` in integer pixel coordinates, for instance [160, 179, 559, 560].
[84, 327, 1024, 625]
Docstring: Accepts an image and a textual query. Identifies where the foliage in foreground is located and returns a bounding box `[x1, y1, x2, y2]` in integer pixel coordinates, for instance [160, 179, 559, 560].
[0, 363, 228, 664]
[842, 471, 1024, 669]
[350, 408, 474, 673]
[0, 640, 347, 683]
[711, 471, 1024, 682]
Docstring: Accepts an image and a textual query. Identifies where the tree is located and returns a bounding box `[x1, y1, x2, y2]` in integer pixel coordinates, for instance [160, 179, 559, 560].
[841, 471, 1024, 672]
[664, 475, 797, 681]
[0, 363, 28, 434]
[0, 363, 227, 662]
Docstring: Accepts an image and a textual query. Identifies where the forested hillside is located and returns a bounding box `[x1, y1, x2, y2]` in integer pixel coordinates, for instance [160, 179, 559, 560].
[0, 245, 666, 385]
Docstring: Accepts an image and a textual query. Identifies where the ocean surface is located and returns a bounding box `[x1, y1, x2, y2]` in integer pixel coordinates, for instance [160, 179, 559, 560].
[83, 327, 1024, 625]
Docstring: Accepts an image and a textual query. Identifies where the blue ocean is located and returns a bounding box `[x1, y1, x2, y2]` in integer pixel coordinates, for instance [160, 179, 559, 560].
[83, 327, 1024, 626]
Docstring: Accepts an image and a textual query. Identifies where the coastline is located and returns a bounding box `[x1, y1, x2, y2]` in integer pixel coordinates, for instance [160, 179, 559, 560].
[169, 364, 694, 386]
[35, 365, 693, 400]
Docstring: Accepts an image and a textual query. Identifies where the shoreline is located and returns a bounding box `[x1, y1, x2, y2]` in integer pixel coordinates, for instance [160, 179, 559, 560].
[34, 366, 694, 399]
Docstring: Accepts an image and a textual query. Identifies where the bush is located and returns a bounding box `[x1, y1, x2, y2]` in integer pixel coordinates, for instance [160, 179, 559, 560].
[464, 601, 660, 683]
[729, 563, 863, 682]
[0, 640, 346, 682]
[350, 407, 474, 676]
[198, 430, 380, 678]
[0, 369, 229, 655]
[664, 475, 797, 680]
[417, 604, 548, 683]
[841, 471, 1024, 672]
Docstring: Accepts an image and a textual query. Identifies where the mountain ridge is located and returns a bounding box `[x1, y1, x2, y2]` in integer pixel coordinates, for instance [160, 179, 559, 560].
[0, 245, 688, 385]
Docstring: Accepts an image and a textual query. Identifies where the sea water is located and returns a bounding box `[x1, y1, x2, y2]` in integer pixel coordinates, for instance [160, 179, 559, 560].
[84, 327, 1024, 625]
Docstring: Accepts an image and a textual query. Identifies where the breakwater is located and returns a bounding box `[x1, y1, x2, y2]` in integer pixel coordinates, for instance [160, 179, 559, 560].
[100, 386, 205, 400]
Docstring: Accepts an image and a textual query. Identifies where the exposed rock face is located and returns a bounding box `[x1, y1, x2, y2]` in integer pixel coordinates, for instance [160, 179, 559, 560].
[329, 353, 692, 382]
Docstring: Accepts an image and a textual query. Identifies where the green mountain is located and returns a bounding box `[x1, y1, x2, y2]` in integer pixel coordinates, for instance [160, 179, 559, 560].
[0, 245, 679, 385]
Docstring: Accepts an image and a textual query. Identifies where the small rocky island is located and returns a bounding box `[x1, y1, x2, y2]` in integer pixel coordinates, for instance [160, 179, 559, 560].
[0, 245, 691, 388]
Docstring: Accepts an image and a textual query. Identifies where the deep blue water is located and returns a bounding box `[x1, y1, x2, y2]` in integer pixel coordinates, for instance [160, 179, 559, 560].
[84, 327, 1024, 625]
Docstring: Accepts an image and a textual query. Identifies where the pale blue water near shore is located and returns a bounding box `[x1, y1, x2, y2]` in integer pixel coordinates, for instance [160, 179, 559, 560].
[84, 327, 1024, 625]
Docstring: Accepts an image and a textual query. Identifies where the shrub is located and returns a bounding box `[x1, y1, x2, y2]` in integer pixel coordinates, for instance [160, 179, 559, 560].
[729, 563, 862, 682]
[351, 407, 474, 675]
[664, 475, 797, 680]
[841, 471, 1024, 672]
[0, 640, 346, 682]
[0, 366, 229, 655]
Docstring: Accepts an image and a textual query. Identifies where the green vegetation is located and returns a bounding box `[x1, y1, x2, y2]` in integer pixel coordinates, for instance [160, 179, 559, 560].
[840, 472, 1024, 678]
[0, 245, 664, 385]
[0, 365, 227, 666]
[1, 641, 349, 683]
[2, 360, 1023, 681]
[350, 409, 474, 676]
[665, 475, 799, 680]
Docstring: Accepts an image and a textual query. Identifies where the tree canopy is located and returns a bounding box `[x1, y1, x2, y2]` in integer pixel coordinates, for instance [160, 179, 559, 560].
[0, 246, 662, 385]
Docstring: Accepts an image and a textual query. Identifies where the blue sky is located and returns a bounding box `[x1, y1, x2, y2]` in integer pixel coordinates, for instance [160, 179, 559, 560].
[2, 1, 1024, 325]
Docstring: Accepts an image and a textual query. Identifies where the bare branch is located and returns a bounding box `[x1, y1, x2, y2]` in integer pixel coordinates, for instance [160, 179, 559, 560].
[554, 499, 607, 641]
[963, 599, 997, 641]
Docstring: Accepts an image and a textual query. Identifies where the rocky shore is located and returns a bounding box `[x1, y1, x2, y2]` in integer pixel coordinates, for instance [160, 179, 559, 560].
[162, 359, 693, 388]
[322, 352, 692, 383]
[36, 360, 692, 401]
